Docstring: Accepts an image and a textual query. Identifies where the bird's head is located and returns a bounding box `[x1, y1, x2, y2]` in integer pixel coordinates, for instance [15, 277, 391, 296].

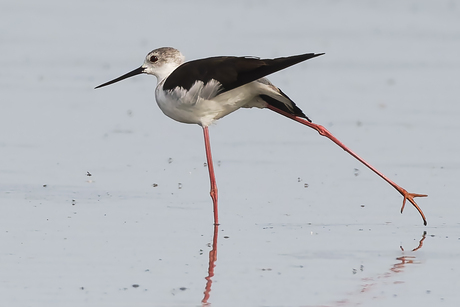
[95, 47, 184, 89]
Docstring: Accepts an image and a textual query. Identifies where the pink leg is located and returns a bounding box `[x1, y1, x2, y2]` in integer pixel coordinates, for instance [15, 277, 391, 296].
[203, 126, 219, 225]
[267, 105, 427, 225]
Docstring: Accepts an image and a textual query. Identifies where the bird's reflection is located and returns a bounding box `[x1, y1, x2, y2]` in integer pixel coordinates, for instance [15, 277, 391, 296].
[199, 229, 426, 306]
[202, 224, 219, 305]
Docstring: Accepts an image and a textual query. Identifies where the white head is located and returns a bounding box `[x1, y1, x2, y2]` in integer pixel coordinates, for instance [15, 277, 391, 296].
[95, 47, 185, 89]
[142, 47, 185, 81]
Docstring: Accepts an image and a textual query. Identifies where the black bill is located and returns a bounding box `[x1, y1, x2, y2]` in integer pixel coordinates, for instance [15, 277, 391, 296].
[95, 66, 144, 89]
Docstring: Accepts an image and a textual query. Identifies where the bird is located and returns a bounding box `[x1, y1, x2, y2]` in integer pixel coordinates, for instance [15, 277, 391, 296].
[95, 47, 427, 226]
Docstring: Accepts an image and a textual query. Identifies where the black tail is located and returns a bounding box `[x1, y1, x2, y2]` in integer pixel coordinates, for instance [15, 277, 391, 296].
[260, 89, 311, 122]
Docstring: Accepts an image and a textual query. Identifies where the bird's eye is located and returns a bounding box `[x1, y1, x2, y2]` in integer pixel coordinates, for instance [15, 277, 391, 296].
[149, 55, 158, 62]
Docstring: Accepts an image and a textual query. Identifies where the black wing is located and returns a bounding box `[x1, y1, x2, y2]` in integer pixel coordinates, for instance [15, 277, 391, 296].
[163, 53, 324, 93]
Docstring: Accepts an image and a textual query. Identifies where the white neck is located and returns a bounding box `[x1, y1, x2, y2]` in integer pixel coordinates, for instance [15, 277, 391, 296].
[153, 62, 181, 83]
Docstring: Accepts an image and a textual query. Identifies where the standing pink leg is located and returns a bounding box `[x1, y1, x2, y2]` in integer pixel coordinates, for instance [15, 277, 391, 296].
[202, 126, 219, 225]
[267, 105, 427, 225]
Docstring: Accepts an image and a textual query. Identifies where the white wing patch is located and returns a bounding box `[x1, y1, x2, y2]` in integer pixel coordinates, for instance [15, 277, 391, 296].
[168, 79, 222, 105]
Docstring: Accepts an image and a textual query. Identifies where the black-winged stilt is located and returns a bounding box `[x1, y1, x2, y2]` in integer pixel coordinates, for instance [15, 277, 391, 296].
[95, 47, 427, 226]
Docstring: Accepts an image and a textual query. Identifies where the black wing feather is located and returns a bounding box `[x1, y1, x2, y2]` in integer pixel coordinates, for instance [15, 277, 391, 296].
[163, 53, 324, 92]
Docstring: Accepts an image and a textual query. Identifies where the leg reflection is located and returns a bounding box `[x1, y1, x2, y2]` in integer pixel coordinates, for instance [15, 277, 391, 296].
[202, 224, 219, 305]
[401, 230, 427, 252]
[359, 231, 427, 296]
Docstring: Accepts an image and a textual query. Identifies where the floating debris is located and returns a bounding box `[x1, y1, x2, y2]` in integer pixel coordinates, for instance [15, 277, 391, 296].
[353, 168, 360, 176]
[178, 183, 182, 189]
[152, 183, 158, 187]
[86, 171, 92, 177]
[168, 158, 173, 164]
[304, 183, 309, 188]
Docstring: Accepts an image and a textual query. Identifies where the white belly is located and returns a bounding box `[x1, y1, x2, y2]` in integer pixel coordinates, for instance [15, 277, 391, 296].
[155, 79, 268, 127]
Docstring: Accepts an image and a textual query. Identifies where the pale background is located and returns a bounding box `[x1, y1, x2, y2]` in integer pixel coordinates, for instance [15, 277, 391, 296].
[1, 0, 459, 306]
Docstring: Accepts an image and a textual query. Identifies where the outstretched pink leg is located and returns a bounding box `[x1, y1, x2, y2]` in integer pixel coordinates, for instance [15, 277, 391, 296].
[267, 105, 427, 225]
[203, 126, 219, 225]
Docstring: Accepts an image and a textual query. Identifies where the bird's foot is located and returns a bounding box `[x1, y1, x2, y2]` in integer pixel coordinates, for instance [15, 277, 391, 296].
[399, 189, 428, 225]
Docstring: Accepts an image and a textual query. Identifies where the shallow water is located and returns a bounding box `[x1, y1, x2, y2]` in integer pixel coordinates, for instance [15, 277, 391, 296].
[1, 0, 460, 306]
